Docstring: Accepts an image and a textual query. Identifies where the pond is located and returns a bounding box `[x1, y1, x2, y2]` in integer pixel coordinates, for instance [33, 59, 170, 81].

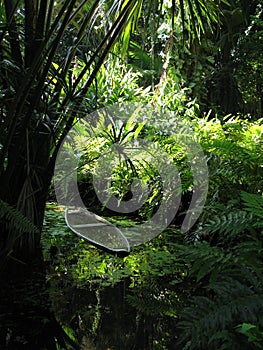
[41, 205, 184, 349]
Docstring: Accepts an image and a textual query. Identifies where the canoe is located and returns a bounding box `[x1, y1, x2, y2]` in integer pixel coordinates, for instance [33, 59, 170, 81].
[65, 207, 130, 256]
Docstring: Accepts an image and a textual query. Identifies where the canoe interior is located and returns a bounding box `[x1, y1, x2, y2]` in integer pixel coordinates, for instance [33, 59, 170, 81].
[65, 208, 130, 255]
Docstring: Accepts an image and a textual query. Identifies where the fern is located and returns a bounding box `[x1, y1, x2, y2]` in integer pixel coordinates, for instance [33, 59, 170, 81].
[198, 118, 263, 196]
[177, 243, 263, 349]
[194, 191, 263, 247]
[127, 290, 175, 317]
[0, 199, 38, 233]
[178, 290, 263, 350]
[241, 191, 263, 219]
[196, 210, 255, 239]
[175, 188, 263, 349]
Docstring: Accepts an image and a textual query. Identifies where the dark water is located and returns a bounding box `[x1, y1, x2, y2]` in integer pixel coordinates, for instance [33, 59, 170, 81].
[0, 208, 180, 349]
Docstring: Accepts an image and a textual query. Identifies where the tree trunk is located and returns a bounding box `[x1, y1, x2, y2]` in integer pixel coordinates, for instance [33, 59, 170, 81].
[0, 126, 53, 267]
[0, 128, 78, 348]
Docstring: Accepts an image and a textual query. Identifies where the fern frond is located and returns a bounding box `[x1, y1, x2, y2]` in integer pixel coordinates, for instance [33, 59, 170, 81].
[178, 288, 263, 349]
[176, 214, 263, 349]
[175, 242, 231, 282]
[0, 199, 38, 233]
[203, 135, 262, 192]
[198, 210, 256, 239]
[126, 291, 175, 317]
[241, 191, 263, 219]
[126, 277, 178, 317]
[233, 240, 263, 277]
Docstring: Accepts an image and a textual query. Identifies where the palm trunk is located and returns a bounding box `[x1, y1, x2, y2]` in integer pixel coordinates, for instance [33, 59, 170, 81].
[0, 130, 78, 348]
[0, 128, 52, 265]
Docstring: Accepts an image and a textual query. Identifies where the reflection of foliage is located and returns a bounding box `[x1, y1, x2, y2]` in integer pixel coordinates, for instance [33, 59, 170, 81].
[43, 185, 263, 349]
[42, 112, 263, 349]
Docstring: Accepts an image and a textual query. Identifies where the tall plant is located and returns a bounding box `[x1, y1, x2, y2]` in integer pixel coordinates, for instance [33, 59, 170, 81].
[0, 0, 143, 265]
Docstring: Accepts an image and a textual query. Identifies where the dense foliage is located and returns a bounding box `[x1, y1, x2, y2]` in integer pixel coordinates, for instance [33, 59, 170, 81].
[0, 0, 262, 349]
[43, 114, 263, 349]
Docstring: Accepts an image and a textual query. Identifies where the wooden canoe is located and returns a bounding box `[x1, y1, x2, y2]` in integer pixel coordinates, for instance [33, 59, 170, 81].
[65, 207, 130, 256]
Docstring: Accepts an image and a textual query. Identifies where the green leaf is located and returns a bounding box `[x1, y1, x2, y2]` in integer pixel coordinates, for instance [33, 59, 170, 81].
[235, 323, 257, 334]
